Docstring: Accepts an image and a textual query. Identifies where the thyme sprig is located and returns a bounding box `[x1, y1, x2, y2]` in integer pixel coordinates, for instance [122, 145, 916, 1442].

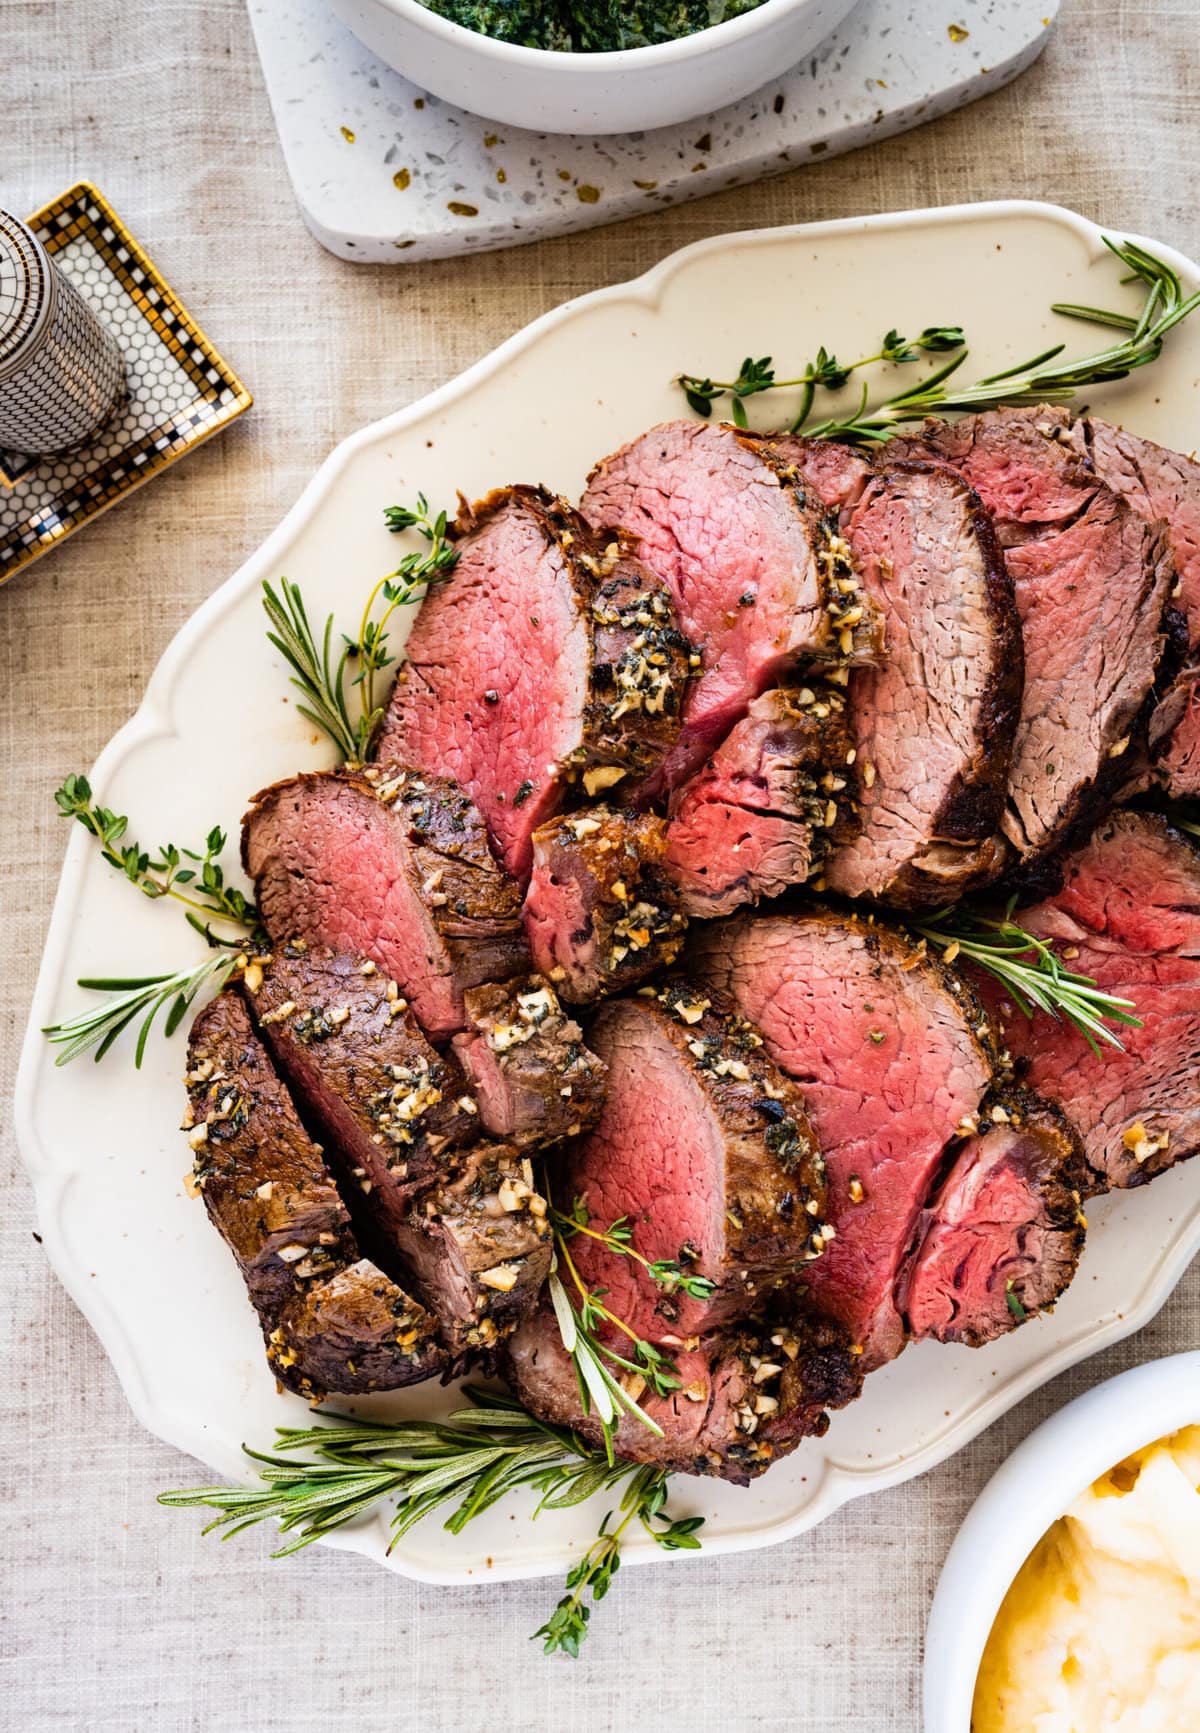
[678, 238, 1200, 444]
[263, 496, 458, 767]
[679, 325, 964, 429]
[42, 952, 243, 1068]
[54, 775, 258, 941]
[552, 1197, 717, 1302]
[159, 1387, 702, 1658]
[916, 901, 1142, 1055]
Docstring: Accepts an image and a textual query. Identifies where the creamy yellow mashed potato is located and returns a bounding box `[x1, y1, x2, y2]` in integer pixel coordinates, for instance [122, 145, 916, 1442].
[973, 1424, 1200, 1732]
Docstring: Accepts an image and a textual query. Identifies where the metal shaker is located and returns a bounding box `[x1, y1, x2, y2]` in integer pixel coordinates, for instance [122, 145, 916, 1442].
[0, 209, 126, 455]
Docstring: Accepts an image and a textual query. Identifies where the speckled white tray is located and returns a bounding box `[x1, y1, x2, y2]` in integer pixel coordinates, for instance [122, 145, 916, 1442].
[248, 0, 1059, 263]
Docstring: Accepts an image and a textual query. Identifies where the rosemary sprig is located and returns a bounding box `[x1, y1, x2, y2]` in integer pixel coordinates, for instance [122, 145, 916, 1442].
[54, 775, 259, 940]
[159, 1387, 702, 1657]
[263, 497, 458, 767]
[42, 952, 241, 1067]
[915, 901, 1142, 1055]
[679, 325, 964, 430]
[677, 238, 1200, 444]
[552, 1197, 717, 1302]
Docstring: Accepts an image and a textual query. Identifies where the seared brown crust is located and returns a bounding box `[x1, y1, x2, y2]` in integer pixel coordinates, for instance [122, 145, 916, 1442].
[184, 990, 445, 1397]
[733, 430, 886, 665]
[523, 806, 688, 1003]
[247, 943, 478, 1219]
[454, 484, 694, 791]
[390, 1142, 553, 1356]
[885, 458, 1022, 886]
[604, 980, 829, 1280]
[242, 760, 530, 1032]
[452, 974, 607, 1147]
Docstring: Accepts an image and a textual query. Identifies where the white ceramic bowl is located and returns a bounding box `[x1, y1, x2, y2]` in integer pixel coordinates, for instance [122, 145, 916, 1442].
[325, 0, 860, 134]
[924, 1350, 1200, 1733]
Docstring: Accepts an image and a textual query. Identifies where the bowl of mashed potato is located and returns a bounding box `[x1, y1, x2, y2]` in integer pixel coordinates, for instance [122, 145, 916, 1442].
[924, 1351, 1200, 1733]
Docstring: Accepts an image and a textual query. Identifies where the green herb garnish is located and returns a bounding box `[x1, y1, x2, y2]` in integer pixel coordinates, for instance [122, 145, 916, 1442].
[1005, 1279, 1028, 1323]
[553, 1197, 717, 1302]
[915, 900, 1142, 1055]
[264, 495, 458, 767]
[159, 1386, 702, 1659]
[678, 238, 1200, 444]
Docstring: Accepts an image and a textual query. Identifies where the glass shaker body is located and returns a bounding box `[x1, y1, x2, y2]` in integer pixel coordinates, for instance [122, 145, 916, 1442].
[0, 210, 126, 455]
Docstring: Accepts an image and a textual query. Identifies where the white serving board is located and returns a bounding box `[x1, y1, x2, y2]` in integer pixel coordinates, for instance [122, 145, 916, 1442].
[18, 203, 1200, 1588]
[248, 0, 1059, 263]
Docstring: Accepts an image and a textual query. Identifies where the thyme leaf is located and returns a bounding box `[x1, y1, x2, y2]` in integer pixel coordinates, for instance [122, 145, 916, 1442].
[54, 775, 259, 937]
[915, 900, 1142, 1056]
[159, 1387, 702, 1659]
[676, 238, 1200, 443]
[553, 1198, 717, 1301]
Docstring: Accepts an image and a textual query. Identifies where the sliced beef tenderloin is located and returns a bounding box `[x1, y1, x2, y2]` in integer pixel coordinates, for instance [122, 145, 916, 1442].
[581, 421, 883, 792]
[1148, 665, 1200, 797]
[563, 982, 828, 1345]
[1071, 417, 1200, 799]
[245, 943, 478, 1229]
[184, 990, 444, 1397]
[376, 488, 692, 878]
[505, 1294, 861, 1481]
[899, 407, 1179, 867]
[522, 806, 687, 1003]
[389, 1143, 552, 1355]
[808, 458, 1019, 906]
[973, 811, 1200, 1190]
[663, 682, 857, 917]
[898, 1090, 1094, 1348]
[450, 975, 607, 1147]
[690, 910, 995, 1368]
[271, 1260, 443, 1397]
[243, 762, 528, 1039]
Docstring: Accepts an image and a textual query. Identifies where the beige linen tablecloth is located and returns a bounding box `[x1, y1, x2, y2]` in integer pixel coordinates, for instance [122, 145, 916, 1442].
[3, 2, 1198, 1726]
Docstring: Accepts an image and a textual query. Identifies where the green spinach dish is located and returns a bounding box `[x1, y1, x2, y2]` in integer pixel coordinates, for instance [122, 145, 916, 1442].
[418, 0, 768, 52]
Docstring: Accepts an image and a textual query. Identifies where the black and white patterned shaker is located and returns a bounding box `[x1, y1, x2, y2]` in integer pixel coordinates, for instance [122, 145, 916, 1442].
[0, 209, 126, 455]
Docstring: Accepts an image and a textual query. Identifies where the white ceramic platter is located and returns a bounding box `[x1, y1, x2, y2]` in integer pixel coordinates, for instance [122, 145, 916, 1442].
[17, 201, 1200, 1587]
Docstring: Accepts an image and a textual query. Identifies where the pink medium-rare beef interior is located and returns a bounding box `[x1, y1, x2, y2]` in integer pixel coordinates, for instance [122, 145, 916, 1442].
[563, 987, 827, 1345]
[974, 811, 1200, 1190]
[900, 1093, 1093, 1348]
[379, 490, 590, 879]
[690, 911, 995, 1367]
[899, 407, 1178, 865]
[664, 682, 856, 918]
[581, 421, 882, 791]
[242, 765, 528, 1039]
[818, 461, 1018, 907]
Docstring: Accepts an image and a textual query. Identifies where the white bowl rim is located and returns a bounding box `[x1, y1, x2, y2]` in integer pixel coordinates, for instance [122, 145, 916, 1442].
[373, 0, 810, 68]
[924, 1349, 1200, 1733]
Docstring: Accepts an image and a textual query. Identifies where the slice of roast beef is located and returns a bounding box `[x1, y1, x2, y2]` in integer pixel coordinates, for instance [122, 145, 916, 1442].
[663, 682, 857, 917]
[804, 457, 1019, 907]
[562, 982, 828, 1344]
[450, 974, 607, 1147]
[243, 762, 528, 1039]
[972, 810, 1200, 1190]
[1148, 665, 1200, 797]
[522, 806, 687, 1002]
[898, 1090, 1094, 1348]
[376, 488, 692, 878]
[505, 1293, 862, 1481]
[389, 1143, 552, 1355]
[1071, 417, 1200, 799]
[581, 421, 883, 792]
[246, 943, 478, 1228]
[898, 407, 1179, 867]
[184, 990, 444, 1396]
[690, 910, 995, 1368]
